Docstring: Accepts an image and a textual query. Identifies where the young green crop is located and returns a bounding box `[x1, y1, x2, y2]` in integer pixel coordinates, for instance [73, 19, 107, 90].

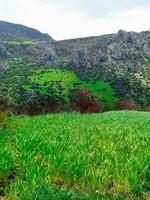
[0, 111, 150, 199]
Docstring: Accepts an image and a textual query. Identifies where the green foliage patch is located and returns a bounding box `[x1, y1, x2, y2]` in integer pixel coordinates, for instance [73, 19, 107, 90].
[0, 57, 37, 106]
[24, 68, 117, 109]
[26, 69, 81, 102]
[80, 81, 117, 109]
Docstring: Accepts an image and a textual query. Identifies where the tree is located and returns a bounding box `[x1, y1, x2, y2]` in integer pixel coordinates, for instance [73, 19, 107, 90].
[70, 88, 103, 113]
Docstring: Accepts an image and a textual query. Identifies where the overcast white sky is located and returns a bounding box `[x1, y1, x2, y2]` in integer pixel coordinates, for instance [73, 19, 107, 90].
[0, 0, 150, 40]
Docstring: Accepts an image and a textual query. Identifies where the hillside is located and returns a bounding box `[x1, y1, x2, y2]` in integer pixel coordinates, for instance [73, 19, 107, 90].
[54, 30, 150, 105]
[0, 111, 150, 199]
[0, 21, 150, 110]
[0, 21, 53, 42]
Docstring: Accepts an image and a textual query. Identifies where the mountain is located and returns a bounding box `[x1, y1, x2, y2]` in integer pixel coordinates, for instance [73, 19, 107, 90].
[0, 22, 150, 109]
[53, 30, 150, 105]
[0, 21, 53, 41]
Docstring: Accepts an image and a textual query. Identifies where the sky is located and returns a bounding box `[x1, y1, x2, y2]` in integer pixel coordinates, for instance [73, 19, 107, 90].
[0, 0, 150, 40]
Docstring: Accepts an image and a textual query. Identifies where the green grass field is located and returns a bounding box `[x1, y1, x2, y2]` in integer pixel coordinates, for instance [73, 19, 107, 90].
[0, 111, 150, 199]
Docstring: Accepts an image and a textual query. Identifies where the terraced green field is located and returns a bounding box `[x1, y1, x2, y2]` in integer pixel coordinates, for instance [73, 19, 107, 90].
[3, 40, 44, 45]
[0, 111, 150, 199]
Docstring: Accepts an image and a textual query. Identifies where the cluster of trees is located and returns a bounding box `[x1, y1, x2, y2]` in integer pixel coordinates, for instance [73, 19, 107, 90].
[1, 87, 149, 116]
[7, 88, 103, 115]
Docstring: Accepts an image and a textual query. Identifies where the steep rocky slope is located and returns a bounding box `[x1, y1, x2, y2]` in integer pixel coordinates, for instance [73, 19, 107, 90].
[53, 30, 150, 105]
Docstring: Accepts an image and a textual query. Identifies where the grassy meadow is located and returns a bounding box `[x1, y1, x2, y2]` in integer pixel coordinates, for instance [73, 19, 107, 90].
[0, 111, 150, 199]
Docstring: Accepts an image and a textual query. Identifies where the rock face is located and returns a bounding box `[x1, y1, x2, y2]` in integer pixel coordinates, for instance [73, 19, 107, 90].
[0, 22, 150, 105]
[54, 30, 150, 70]
[0, 21, 53, 41]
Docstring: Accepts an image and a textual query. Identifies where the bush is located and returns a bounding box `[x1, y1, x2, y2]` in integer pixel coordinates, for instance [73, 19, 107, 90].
[143, 105, 150, 112]
[70, 88, 103, 113]
[14, 92, 65, 115]
[115, 100, 140, 111]
[0, 97, 9, 112]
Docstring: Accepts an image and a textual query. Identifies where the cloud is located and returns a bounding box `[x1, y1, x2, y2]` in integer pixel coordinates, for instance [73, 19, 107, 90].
[42, 0, 150, 17]
[0, 0, 150, 40]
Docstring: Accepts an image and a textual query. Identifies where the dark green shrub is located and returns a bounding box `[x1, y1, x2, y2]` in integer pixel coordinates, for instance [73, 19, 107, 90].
[143, 105, 150, 112]
[115, 100, 140, 111]
[70, 88, 103, 113]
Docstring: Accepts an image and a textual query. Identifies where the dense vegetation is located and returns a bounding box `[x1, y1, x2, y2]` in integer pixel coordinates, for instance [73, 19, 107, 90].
[0, 111, 150, 199]
[1, 56, 149, 114]
[0, 63, 117, 113]
[24, 69, 117, 107]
